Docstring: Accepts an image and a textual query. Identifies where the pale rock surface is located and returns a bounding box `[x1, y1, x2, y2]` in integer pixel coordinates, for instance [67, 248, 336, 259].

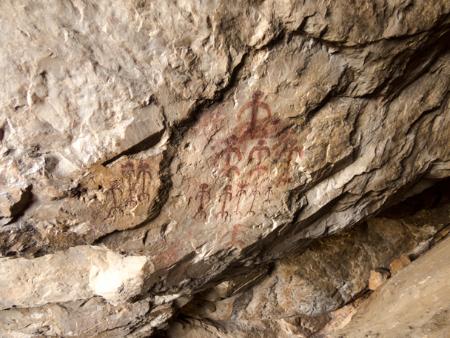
[0, 298, 152, 337]
[0, 245, 149, 309]
[368, 270, 389, 291]
[166, 196, 450, 337]
[0, 0, 449, 336]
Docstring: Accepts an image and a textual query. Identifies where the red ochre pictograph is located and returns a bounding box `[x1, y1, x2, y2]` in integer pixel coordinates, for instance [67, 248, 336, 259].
[188, 91, 305, 240]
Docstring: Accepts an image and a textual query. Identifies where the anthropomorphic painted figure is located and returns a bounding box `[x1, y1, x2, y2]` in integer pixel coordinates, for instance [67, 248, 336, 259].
[136, 160, 152, 201]
[230, 223, 245, 248]
[264, 185, 273, 203]
[248, 139, 271, 165]
[121, 160, 136, 205]
[246, 186, 260, 216]
[278, 140, 303, 184]
[217, 184, 233, 221]
[237, 90, 272, 137]
[106, 179, 123, 218]
[194, 183, 210, 220]
[235, 181, 249, 214]
[216, 134, 243, 179]
[247, 139, 271, 181]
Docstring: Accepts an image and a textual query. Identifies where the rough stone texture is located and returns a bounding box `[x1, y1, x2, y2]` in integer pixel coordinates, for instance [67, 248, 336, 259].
[0, 184, 32, 225]
[334, 236, 450, 338]
[0, 0, 450, 336]
[389, 254, 411, 274]
[368, 270, 389, 291]
[166, 197, 450, 337]
[0, 246, 150, 310]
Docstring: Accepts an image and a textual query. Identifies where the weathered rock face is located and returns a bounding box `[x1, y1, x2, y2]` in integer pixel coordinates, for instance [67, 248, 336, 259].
[0, 0, 449, 336]
[167, 192, 450, 337]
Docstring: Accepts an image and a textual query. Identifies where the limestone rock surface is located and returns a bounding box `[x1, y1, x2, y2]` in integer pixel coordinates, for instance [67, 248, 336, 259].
[167, 195, 450, 337]
[0, 246, 150, 310]
[0, 0, 449, 336]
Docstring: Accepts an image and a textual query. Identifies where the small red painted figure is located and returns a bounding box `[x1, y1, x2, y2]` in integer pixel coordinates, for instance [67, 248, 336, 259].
[121, 160, 136, 205]
[158, 242, 181, 268]
[106, 179, 123, 218]
[246, 186, 259, 216]
[237, 90, 272, 137]
[235, 181, 248, 214]
[136, 160, 152, 202]
[217, 184, 233, 221]
[194, 183, 210, 220]
[248, 139, 271, 165]
[216, 134, 243, 178]
[278, 141, 303, 184]
[229, 223, 245, 248]
[264, 185, 273, 203]
[248, 139, 271, 181]
[248, 166, 269, 183]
